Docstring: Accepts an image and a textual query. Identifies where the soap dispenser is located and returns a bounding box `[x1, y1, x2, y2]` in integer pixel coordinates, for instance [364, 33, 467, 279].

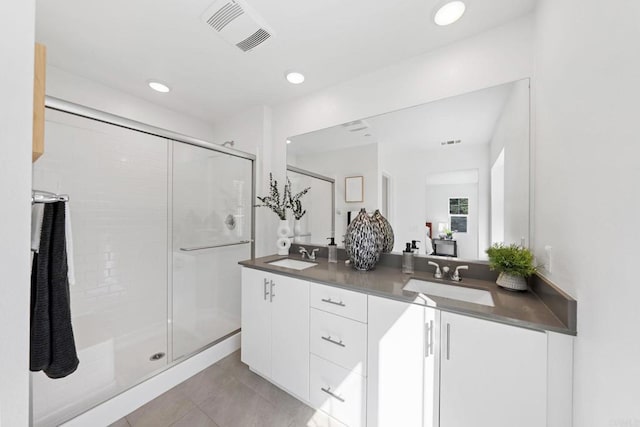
[411, 240, 420, 254]
[402, 243, 415, 274]
[327, 237, 338, 263]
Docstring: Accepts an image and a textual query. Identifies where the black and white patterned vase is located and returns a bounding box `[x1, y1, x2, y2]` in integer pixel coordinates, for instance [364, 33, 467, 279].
[345, 209, 383, 271]
[372, 209, 394, 253]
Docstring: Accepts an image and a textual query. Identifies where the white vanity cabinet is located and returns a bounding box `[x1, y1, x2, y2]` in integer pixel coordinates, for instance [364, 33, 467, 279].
[241, 267, 572, 427]
[367, 295, 439, 427]
[240, 267, 310, 400]
[309, 283, 368, 427]
[439, 312, 547, 427]
[368, 297, 551, 427]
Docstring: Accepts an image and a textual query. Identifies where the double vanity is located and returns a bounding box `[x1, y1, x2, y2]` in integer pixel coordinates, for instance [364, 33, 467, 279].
[239, 252, 576, 427]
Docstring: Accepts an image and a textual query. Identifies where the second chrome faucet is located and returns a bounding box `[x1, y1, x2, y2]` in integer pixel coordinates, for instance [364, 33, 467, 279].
[299, 246, 319, 261]
[429, 261, 469, 282]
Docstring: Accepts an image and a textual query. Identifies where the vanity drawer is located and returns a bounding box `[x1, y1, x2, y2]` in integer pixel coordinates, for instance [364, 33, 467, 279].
[310, 283, 367, 323]
[310, 354, 367, 427]
[310, 308, 367, 375]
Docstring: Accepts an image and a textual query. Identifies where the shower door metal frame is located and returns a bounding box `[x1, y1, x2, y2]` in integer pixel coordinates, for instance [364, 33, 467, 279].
[36, 96, 256, 425]
[286, 165, 336, 238]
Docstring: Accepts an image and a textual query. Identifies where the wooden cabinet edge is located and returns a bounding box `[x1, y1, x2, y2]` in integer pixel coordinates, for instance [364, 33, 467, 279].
[32, 43, 46, 162]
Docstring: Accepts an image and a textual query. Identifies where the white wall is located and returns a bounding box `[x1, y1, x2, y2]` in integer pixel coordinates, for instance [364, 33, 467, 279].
[0, 1, 35, 426]
[533, 1, 640, 425]
[489, 79, 530, 246]
[210, 106, 268, 155]
[425, 182, 478, 260]
[46, 66, 217, 141]
[292, 144, 379, 241]
[381, 144, 489, 258]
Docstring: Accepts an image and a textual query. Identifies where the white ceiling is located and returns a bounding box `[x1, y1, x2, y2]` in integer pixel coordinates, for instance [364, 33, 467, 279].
[287, 81, 516, 155]
[36, 0, 535, 123]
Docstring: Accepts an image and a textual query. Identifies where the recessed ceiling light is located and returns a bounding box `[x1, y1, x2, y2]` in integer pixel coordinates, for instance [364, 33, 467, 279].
[434, 1, 466, 26]
[286, 139, 292, 144]
[285, 71, 305, 85]
[148, 81, 170, 93]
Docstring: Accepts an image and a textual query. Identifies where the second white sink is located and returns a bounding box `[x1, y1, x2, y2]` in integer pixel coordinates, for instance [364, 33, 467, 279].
[403, 279, 495, 307]
[268, 258, 318, 270]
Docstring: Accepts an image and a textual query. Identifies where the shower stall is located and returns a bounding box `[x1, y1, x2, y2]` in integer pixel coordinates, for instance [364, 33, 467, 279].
[31, 99, 254, 426]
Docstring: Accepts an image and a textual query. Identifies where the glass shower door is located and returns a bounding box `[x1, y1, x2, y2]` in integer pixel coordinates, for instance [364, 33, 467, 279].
[171, 143, 253, 359]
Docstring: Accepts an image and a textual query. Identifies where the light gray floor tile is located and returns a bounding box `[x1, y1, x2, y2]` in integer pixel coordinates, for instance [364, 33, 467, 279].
[219, 351, 306, 416]
[171, 406, 220, 427]
[288, 405, 346, 427]
[126, 386, 195, 427]
[197, 376, 292, 427]
[175, 361, 235, 405]
[108, 418, 131, 427]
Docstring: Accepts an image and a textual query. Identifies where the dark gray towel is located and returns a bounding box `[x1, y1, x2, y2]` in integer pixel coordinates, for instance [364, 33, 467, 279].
[30, 201, 79, 378]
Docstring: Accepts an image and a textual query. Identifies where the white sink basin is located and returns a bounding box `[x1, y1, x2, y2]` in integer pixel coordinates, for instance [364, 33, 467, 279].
[267, 258, 318, 270]
[403, 279, 495, 307]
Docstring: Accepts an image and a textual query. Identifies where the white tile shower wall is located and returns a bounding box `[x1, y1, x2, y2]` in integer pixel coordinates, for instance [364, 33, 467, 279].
[31, 109, 169, 426]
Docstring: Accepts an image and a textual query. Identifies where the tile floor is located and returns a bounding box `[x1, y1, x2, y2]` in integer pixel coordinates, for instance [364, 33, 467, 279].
[109, 350, 343, 427]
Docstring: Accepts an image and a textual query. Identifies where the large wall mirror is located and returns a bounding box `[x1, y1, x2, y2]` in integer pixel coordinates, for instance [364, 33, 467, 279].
[287, 78, 530, 261]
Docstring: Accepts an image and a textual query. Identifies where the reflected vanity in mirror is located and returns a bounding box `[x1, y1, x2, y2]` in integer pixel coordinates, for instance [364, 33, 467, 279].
[287, 78, 530, 261]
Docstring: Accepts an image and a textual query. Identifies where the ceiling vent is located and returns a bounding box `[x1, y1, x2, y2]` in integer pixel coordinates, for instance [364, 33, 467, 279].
[441, 139, 462, 146]
[201, 0, 273, 52]
[342, 120, 370, 133]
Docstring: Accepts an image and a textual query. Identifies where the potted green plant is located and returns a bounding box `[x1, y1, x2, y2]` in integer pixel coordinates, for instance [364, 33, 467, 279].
[485, 243, 536, 291]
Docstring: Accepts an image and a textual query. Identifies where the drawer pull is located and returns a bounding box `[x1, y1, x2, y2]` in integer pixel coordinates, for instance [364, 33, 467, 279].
[321, 335, 346, 348]
[263, 278, 270, 301]
[321, 386, 345, 403]
[321, 298, 346, 307]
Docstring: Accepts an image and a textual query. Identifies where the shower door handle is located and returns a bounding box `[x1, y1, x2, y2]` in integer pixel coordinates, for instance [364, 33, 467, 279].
[179, 240, 252, 251]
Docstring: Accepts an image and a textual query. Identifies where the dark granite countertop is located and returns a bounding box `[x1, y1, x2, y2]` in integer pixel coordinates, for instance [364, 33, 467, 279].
[240, 254, 576, 336]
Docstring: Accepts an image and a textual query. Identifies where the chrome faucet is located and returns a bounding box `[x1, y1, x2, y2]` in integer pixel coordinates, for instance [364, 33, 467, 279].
[451, 265, 469, 282]
[428, 261, 443, 279]
[299, 247, 319, 261]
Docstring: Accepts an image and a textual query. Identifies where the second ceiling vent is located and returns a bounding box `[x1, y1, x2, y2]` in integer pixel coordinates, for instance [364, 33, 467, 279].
[201, 0, 274, 52]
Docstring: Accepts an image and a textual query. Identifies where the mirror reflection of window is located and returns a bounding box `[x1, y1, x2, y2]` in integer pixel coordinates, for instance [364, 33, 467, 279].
[449, 197, 469, 233]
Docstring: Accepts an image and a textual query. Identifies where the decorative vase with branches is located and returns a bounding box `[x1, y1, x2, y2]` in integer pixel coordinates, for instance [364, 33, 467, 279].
[256, 173, 311, 253]
[256, 173, 290, 220]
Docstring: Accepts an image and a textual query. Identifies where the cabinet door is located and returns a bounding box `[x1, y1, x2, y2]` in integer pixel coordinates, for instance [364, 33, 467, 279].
[240, 268, 272, 377]
[271, 274, 310, 400]
[367, 296, 427, 427]
[440, 312, 547, 427]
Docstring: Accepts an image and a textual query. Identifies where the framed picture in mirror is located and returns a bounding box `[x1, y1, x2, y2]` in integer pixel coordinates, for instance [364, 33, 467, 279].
[345, 176, 364, 202]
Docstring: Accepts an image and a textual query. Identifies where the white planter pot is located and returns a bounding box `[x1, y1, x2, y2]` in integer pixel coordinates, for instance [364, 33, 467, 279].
[496, 272, 528, 291]
[276, 220, 291, 255]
